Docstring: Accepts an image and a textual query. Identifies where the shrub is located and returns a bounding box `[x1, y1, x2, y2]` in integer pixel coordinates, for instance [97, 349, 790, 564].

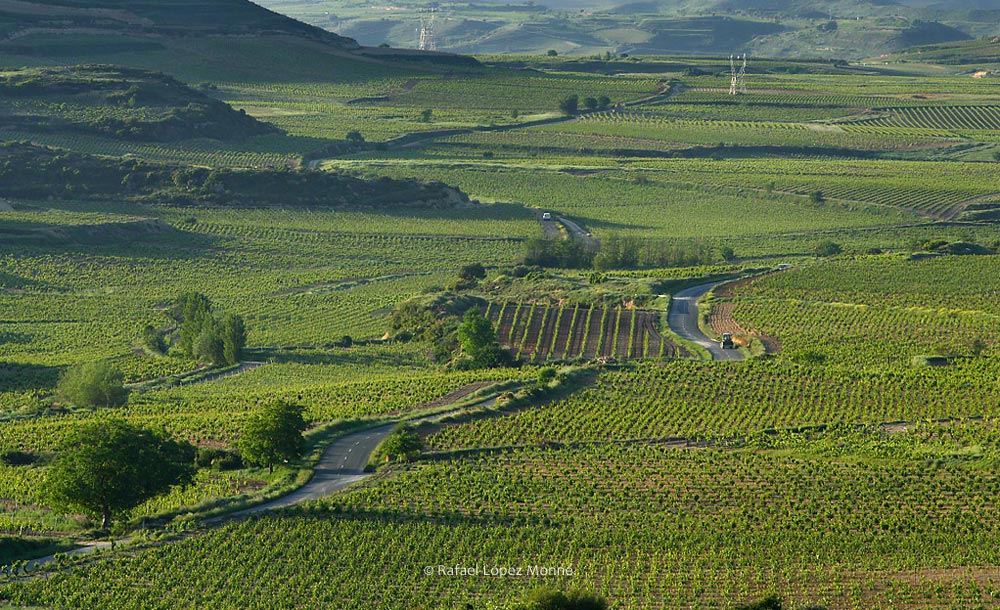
[814, 241, 843, 257]
[141, 324, 166, 354]
[558, 94, 579, 115]
[195, 447, 243, 471]
[57, 362, 128, 408]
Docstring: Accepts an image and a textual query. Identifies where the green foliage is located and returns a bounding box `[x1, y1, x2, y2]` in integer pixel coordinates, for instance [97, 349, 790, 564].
[57, 362, 128, 408]
[0, 66, 278, 143]
[172, 292, 245, 366]
[237, 400, 308, 472]
[593, 236, 715, 271]
[391, 292, 486, 362]
[0, 142, 469, 210]
[221, 313, 247, 366]
[538, 367, 558, 385]
[736, 596, 783, 610]
[458, 263, 487, 282]
[374, 424, 423, 464]
[45, 419, 195, 528]
[194, 447, 243, 471]
[456, 309, 512, 369]
[141, 324, 166, 354]
[520, 587, 608, 610]
[523, 238, 594, 269]
[558, 94, 579, 116]
[813, 240, 843, 257]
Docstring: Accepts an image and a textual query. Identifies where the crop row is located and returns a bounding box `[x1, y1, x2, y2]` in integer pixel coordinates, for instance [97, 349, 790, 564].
[485, 302, 682, 362]
[8, 435, 1000, 608]
[427, 359, 1000, 448]
[851, 105, 1000, 131]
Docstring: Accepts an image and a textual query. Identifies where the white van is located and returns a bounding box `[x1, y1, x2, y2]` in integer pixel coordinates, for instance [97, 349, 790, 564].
[541, 212, 552, 220]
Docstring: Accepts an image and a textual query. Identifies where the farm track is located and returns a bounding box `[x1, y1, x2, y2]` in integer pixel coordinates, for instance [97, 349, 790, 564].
[668, 282, 744, 361]
[176, 361, 265, 386]
[322, 82, 679, 159]
[942, 192, 1000, 221]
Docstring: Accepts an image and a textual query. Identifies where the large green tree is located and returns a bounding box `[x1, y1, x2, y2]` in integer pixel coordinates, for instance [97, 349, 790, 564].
[46, 419, 195, 529]
[221, 312, 246, 365]
[457, 309, 511, 369]
[57, 362, 128, 408]
[170, 292, 245, 366]
[238, 400, 308, 472]
[377, 425, 423, 463]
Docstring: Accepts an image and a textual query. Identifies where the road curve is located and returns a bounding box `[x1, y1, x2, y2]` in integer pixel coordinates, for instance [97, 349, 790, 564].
[557, 216, 599, 250]
[23, 423, 398, 570]
[668, 282, 744, 361]
[229, 422, 397, 517]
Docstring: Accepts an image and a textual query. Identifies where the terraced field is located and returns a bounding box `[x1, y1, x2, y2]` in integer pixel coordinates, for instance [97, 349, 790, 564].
[849, 105, 1000, 131]
[485, 302, 684, 362]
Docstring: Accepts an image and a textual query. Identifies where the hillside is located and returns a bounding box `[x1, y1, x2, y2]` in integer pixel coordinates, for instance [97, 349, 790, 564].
[0, 0, 475, 83]
[0, 65, 279, 142]
[877, 36, 1000, 67]
[0, 141, 471, 209]
[0, 0, 358, 45]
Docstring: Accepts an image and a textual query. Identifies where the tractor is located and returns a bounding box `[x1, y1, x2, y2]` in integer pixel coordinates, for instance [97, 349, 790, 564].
[720, 333, 735, 350]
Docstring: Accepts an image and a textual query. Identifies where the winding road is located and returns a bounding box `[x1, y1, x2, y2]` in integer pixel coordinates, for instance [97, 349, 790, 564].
[25, 423, 398, 570]
[227, 422, 397, 517]
[668, 282, 744, 361]
[557, 216, 599, 250]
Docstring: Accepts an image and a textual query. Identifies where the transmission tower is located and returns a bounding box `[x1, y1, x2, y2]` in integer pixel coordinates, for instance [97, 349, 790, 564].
[729, 53, 747, 95]
[418, 8, 437, 51]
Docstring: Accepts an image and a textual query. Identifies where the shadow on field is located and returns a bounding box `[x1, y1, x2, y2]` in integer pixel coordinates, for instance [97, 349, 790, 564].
[564, 215, 649, 233]
[275, 505, 527, 529]
[0, 362, 60, 392]
[368, 201, 535, 222]
[0, 219, 220, 261]
[245, 347, 427, 368]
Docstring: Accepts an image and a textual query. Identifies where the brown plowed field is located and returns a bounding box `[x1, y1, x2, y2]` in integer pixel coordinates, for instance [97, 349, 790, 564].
[486, 302, 684, 362]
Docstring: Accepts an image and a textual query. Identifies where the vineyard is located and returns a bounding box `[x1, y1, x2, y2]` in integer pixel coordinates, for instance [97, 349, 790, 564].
[425, 359, 1000, 449]
[4, 21, 1000, 610]
[484, 302, 684, 362]
[8, 430, 1000, 608]
[848, 105, 1000, 131]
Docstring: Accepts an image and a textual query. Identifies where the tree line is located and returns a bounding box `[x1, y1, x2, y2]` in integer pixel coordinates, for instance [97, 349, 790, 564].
[523, 235, 725, 270]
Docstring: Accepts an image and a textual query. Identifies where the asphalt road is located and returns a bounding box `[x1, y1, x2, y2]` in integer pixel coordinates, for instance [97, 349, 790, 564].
[668, 282, 744, 361]
[231, 422, 398, 516]
[557, 216, 599, 250]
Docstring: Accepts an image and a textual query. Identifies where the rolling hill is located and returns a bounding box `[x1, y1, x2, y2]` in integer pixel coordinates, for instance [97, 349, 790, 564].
[0, 0, 475, 83]
[0, 65, 280, 142]
[259, 0, 1000, 60]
